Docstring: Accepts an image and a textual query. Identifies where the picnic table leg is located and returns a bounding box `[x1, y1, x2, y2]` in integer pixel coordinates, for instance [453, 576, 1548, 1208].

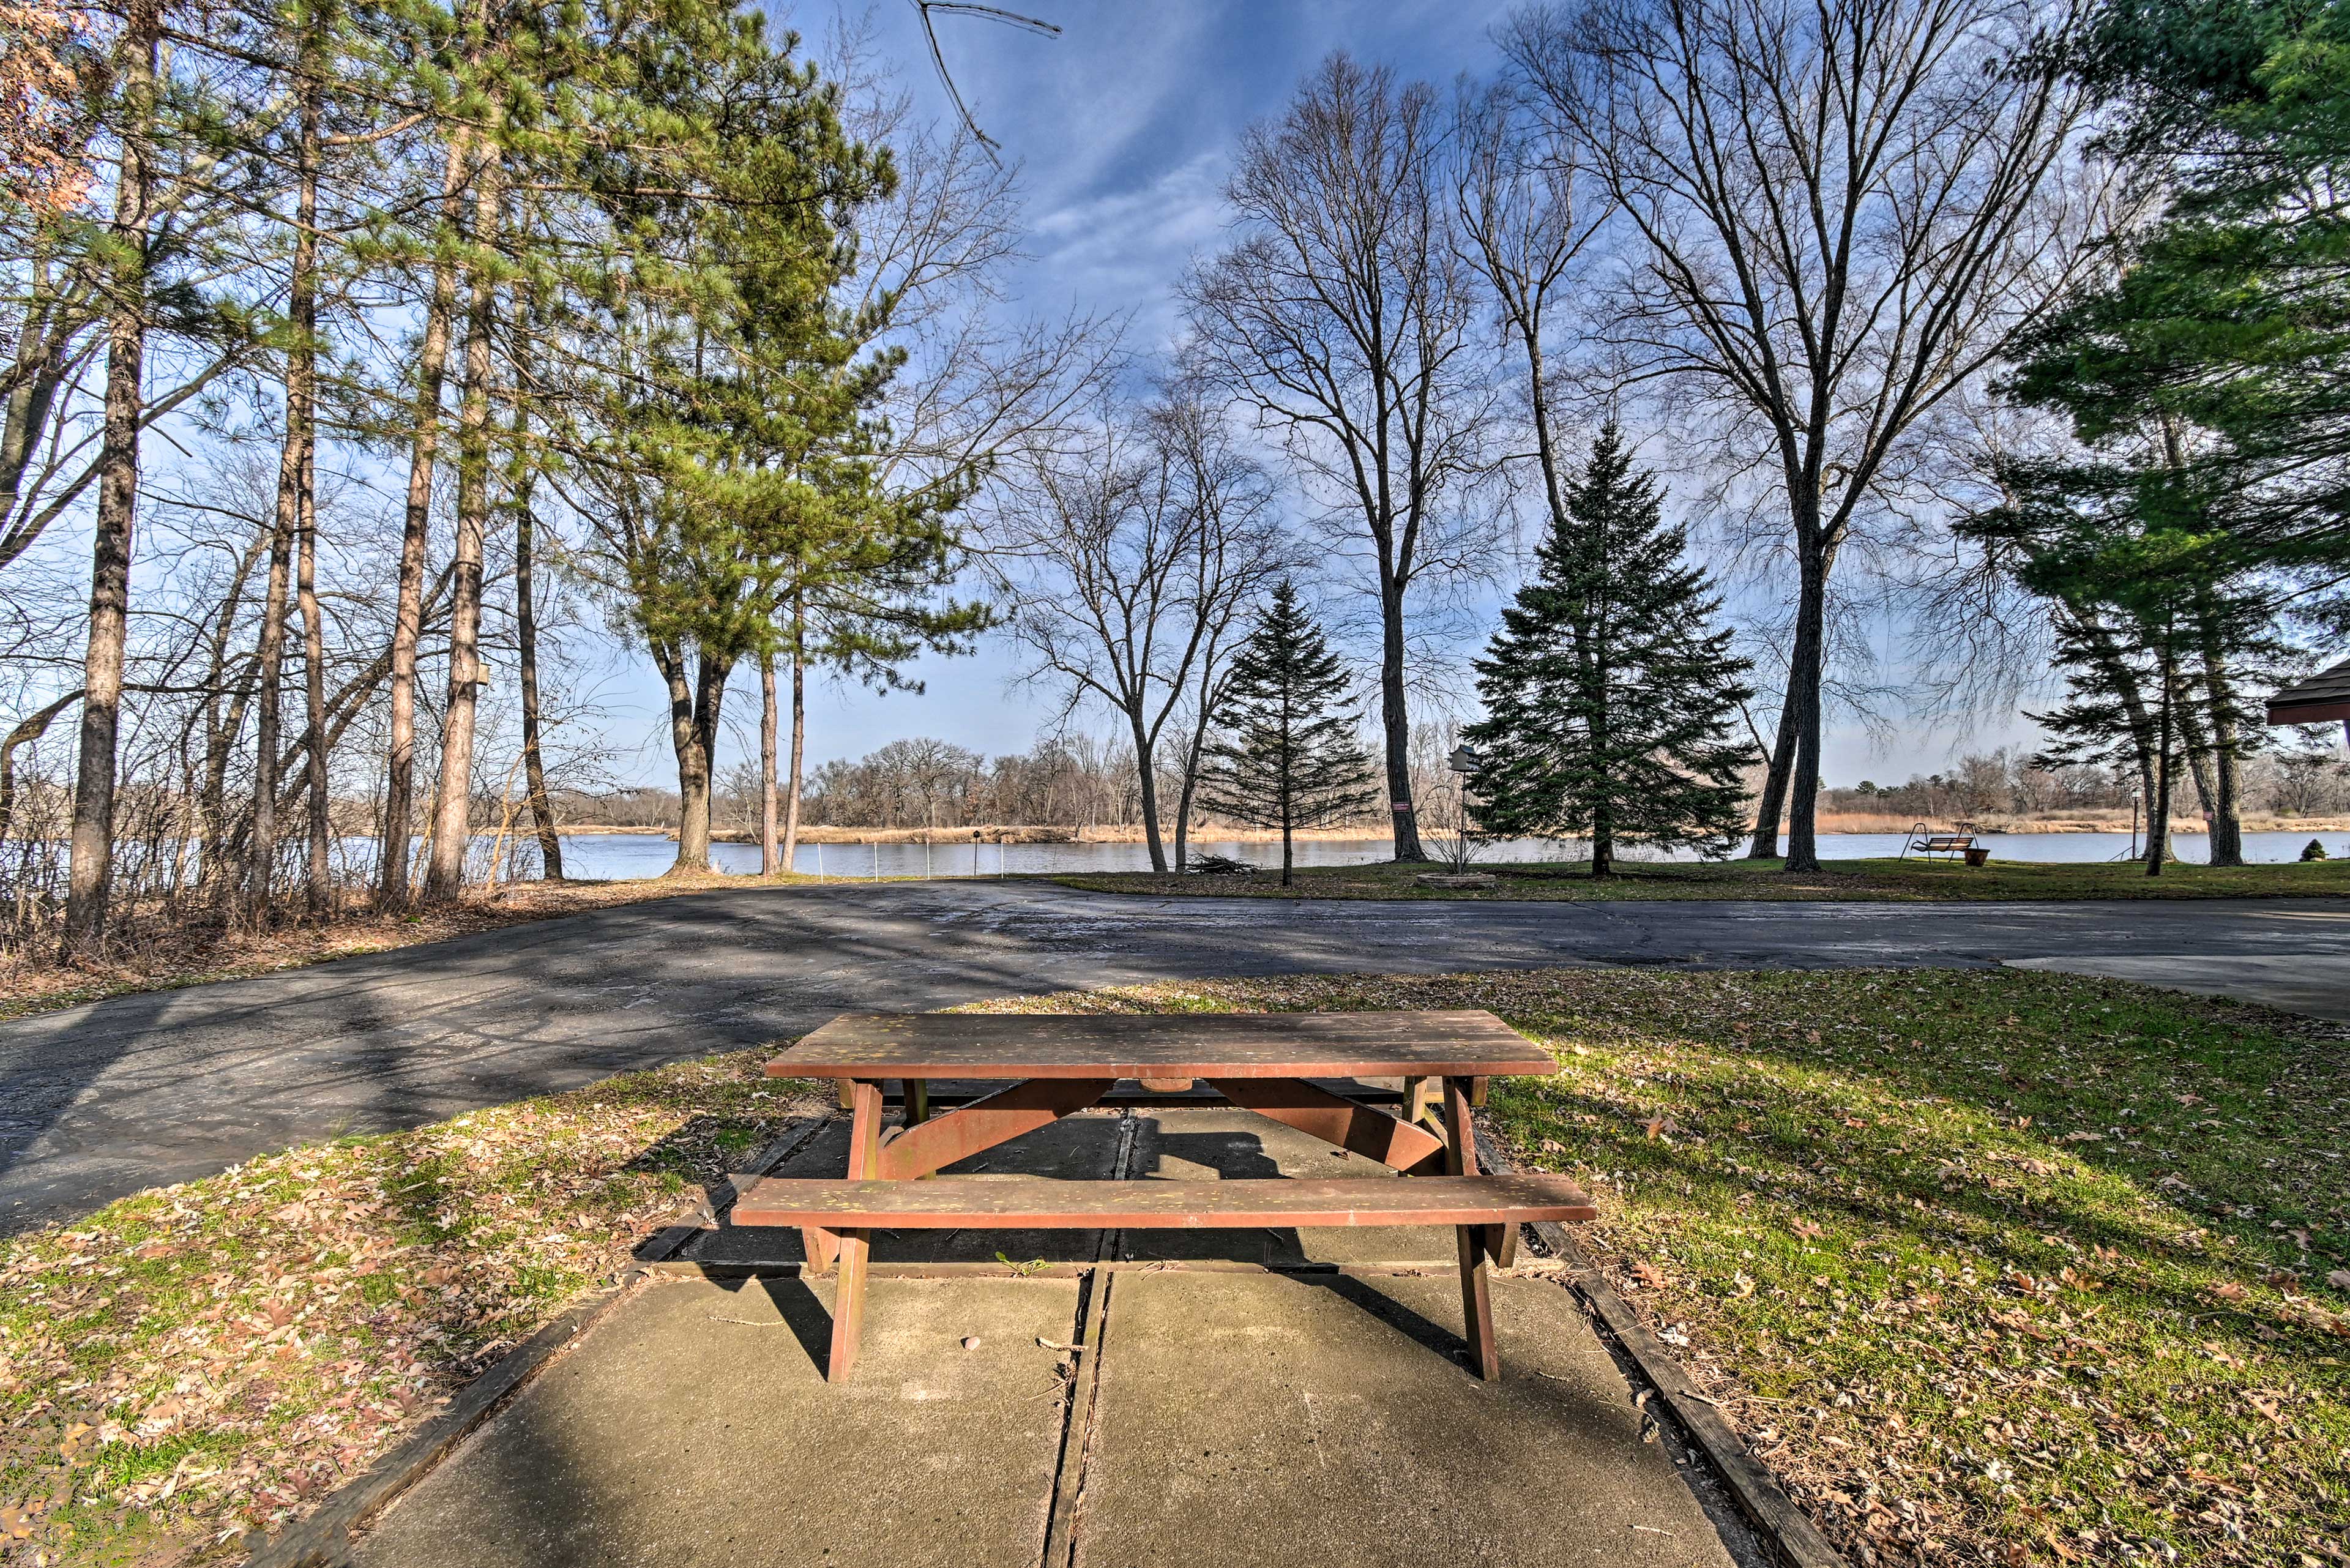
[1444, 1077, 1501, 1381]
[903, 1080, 934, 1180]
[1401, 1075, 1438, 1131]
[828, 1079, 884, 1381]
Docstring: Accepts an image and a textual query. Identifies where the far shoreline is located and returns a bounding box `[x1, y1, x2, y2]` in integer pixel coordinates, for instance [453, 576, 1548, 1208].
[553, 816, 2350, 844]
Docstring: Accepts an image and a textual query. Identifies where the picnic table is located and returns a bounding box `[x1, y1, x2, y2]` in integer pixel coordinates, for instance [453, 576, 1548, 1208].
[731, 1010, 1595, 1382]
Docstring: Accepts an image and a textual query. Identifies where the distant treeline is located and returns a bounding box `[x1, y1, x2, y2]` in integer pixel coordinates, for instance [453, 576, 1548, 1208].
[1827, 742, 2350, 823]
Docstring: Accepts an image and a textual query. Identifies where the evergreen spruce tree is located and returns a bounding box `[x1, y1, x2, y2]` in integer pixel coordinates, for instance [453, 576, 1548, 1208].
[1465, 424, 1755, 876]
[1200, 581, 1377, 885]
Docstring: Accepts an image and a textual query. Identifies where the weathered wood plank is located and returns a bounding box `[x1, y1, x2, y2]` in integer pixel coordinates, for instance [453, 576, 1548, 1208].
[1446, 1076, 1501, 1379]
[770, 1009, 1554, 1081]
[873, 1077, 1114, 1181]
[729, 1172, 1597, 1229]
[1206, 1077, 1449, 1171]
[827, 1080, 883, 1381]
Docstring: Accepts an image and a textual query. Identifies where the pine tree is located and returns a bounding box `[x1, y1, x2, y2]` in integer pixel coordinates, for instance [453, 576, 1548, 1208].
[1199, 581, 1376, 885]
[1465, 424, 1755, 876]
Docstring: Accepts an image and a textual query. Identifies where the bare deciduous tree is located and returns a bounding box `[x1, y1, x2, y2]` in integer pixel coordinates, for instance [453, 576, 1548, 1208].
[1451, 76, 1607, 586]
[996, 386, 1287, 872]
[1184, 53, 1502, 864]
[1504, 0, 2103, 869]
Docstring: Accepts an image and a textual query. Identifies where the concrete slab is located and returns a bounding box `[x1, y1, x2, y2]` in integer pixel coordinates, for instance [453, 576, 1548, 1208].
[351, 1275, 1081, 1568]
[2005, 952, 2350, 1022]
[1074, 1270, 1735, 1568]
[354, 1107, 1744, 1568]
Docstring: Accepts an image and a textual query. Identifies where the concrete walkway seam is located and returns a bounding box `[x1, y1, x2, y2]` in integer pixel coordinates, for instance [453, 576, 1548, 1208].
[1473, 1124, 1849, 1568]
[240, 1115, 833, 1568]
[1038, 1110, 1138, 1568]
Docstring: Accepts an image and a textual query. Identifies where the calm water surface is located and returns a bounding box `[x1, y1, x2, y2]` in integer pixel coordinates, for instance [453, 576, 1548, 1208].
[534, 829, 2350, 880]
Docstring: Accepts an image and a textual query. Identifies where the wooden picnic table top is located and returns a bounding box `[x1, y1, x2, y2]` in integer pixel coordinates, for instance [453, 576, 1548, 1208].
[769, 1009, 1557, 1081]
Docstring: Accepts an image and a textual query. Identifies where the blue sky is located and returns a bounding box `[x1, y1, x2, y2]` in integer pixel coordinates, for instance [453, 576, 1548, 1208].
[571, 0, 2028, 790]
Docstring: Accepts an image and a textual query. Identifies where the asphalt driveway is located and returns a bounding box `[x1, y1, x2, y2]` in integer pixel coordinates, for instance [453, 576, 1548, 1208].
[5, 879, 2346, 1230]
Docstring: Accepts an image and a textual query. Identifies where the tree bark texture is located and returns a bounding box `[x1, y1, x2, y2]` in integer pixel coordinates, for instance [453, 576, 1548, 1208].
[379, 127, 469, 907]
[62, 0, 159, 957]
[421, 154, 499, 902]
[759, 652, 779, 875]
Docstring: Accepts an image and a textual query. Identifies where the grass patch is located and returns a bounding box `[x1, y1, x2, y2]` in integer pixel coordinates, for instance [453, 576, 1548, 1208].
[1051, 854, 2350, 903]
[0, 1054, 826, 1564]
[17, 962, 2345, 1566]
[958, 968, 2350, 1566]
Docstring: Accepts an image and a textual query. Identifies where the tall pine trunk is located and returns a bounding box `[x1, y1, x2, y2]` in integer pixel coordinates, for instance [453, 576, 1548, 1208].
[62, 0, 160, 957]
[2196, 607, 2245, 867]
[2178, 701, 2220, 852]
[379, 127, 469, 907]
[509, 299, 560, 883]
[665, 651, 728, 873]
[421, 154, 499, 902]
[759, 652, 779, 875]
[252, 370, 299, 917]
[288, 41, 330, 914]
[2147, 631, 2177, 878]
[515, 485, 559, 881]
[1278, 736, 1295, 887]
[783, 616, 805, 872]
[297, 458, 330, 911]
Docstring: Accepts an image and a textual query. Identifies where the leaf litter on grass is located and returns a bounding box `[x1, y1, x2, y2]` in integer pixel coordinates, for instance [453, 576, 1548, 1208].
[957, 966, 2350, 1567]
[0, 1053, 826, 1564]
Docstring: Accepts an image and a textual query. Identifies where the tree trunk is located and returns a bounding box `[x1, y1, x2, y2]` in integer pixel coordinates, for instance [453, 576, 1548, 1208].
[2147, 638, 2176, 877]
[297, 452, 330, 912]
[1589, 696, 1614, 880]
[2196, 610, 2245, 868]
[759, 652, 779, 875]
[1173, 736, 1199, 873]
[667, 651, 729, 873]
[510, 367, 560, 882]
[783, 619, 805, 872]
[2066, 603, 2162, 823]
[1745, 697, 1795, 858]
[1279, 745, 1295, 887]
[2177, 700, 2220, 852]
[379, 127, 469, 908]
[62, 0, 159, 958]
[1128, 709, 1167, 872]
[288, 53, 329, 916]
[252, 354, 300, 919]
[1378, 577, 1424, 861]
[421, 155, 500, 903]
[1781, 547, 1831, 873]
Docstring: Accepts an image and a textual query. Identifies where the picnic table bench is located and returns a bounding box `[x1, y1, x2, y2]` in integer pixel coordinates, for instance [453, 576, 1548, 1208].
[731, 1010, 1594, 1382]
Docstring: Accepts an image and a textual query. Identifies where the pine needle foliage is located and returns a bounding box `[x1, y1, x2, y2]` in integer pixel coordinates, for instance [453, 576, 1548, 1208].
[1199, 580, 1376, 884]
[1465, 425, 1755, 876]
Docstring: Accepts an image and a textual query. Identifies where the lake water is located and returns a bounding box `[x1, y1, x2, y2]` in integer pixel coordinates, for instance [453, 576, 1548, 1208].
[535, 828, 2350, 880]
